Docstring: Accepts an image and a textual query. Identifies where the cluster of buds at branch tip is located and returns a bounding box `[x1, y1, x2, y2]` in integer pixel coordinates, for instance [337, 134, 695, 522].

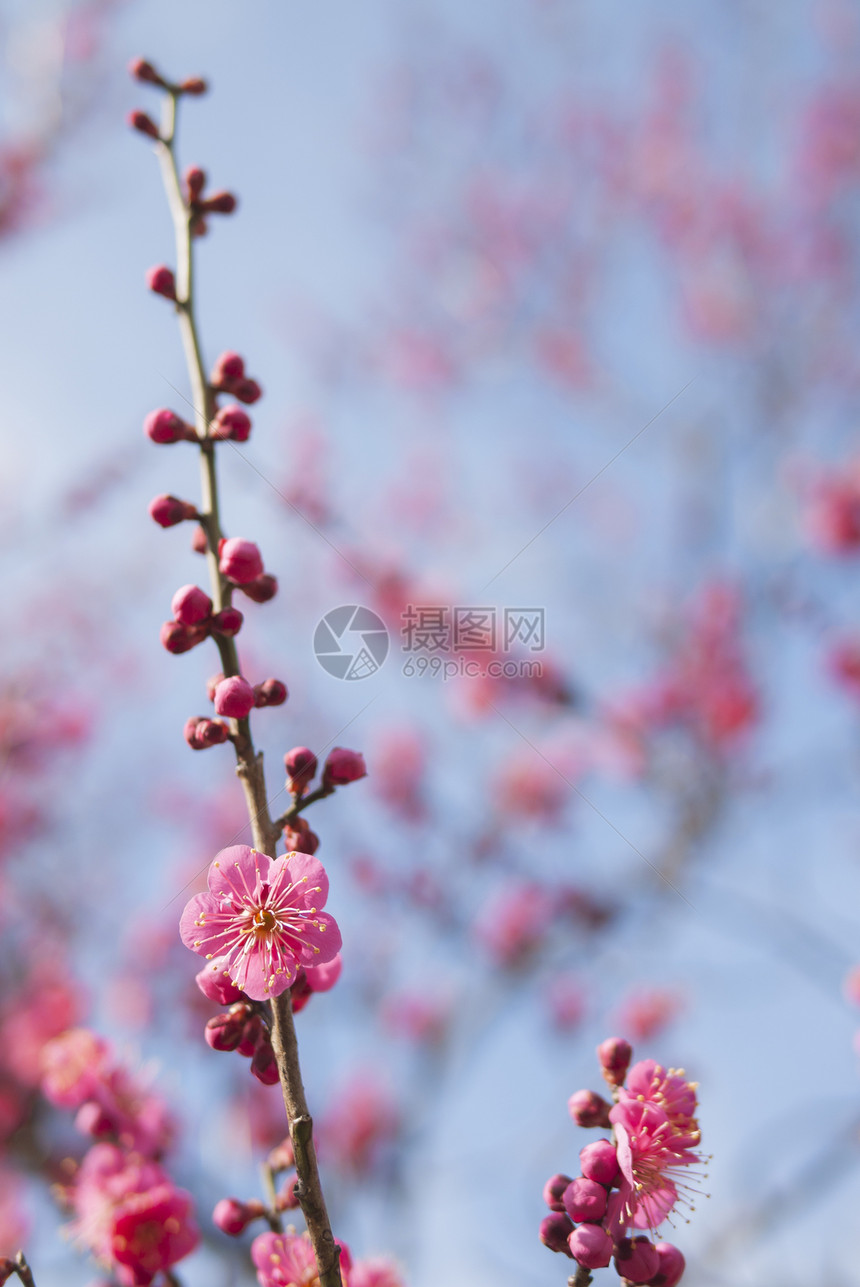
[255, 679, 288, 708]
[182, 166, 239, 238]
[217, 539, 278, 602]
[211, 351, 262, 404]
[210, 404, 252, 441]
[543, 1039, 700, 1284]
[128, 56, 208, 106]
[212, 1197, 267, 1237]
[161, 588, 245, 656]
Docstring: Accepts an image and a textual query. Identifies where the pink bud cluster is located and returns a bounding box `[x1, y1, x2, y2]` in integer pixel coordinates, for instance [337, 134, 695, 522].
[250, 1230, 405, 1287]
[541, 1038, 700, 1285]
[180, 165, 238, 238]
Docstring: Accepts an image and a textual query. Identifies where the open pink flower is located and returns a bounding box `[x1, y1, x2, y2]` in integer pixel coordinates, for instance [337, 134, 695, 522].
[252, 1231, 351, 1287]
[180, 846, 341, 1001]
[620, 1059, 698, 1129]
[607, 1099, 701, 1234]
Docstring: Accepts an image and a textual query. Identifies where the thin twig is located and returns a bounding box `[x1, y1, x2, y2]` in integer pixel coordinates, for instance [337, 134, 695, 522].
[151, 84, 341, 1287]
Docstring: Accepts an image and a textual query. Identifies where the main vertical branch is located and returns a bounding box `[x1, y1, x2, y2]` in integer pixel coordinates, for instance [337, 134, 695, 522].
[153, 89, 342, 1287]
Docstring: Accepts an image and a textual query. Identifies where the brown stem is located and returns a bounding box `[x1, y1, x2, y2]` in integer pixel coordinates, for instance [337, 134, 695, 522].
[12, 1255, 35, 1287]
[150, 85, 341, 1287]
[272, 783, 335, 833]
[269, 993, 342, 1287]
[568, 1267, 592, 1287]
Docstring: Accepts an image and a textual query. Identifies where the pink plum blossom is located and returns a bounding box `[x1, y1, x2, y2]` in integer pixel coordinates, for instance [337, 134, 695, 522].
[252, 1230, 349, 1287]
[180, 846, 341, 1000]
[607, 1098, 702, 1233]
[349, 1258, 406, 1287]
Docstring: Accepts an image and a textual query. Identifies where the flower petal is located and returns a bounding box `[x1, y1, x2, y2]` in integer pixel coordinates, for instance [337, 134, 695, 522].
[274, 850, 329, 909]
[293, 910, 342, 966]
[208, 846, 270, 902]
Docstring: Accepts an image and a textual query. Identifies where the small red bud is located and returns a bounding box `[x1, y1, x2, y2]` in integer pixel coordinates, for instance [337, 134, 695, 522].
[191, 524, 209, 554]
[254, 679, 288, 708]
[233, 377, 262, 404]
[128, 109, 160, 139]
[146, 264, 177, 300]
[250, 1034, 280, 1085]
[190, 214, 208, 239]
[219, 538, 264, 585]
[597, 1036, 633, 1086]
[206, 673, 226, 703]
[201, 190, 238, 215]
[542, 1173, 573, 1213]
[285, 747, 317, 795]
[267, 1138, 295, 1172]
[128, 58, 163, 85]
[275, 1176, 301, 1211]
[144, 408, 191, 444]
[185, 166, 206, 200]
[212, 606, 244, 637]
[322, 747, 367, 788]
[567, 1088, 612, 1129]
[282, 816, 319, 855]
[214, 676, 256, 719]
[179, 76, 208, 95]
[184, 717, 229, 750]
[236, 1015, 263, 1058]
[240, 574, 278, 604]
[148, 494, 198, 527]
[212, 1197, 266, 1236]
[171, 584, 213, 626]
[210, 405, 251, 442]
[212, 351, 245, 383]
[160, 620, 208, 654]
[205, 1008, 249, 1052]
[539, 1213, 575, 1258]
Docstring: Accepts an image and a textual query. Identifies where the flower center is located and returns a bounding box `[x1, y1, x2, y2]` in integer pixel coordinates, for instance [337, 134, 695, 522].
[253, 907, 278, 933]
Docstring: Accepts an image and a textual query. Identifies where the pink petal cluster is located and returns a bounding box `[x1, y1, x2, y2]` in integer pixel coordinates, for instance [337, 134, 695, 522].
[68, 1143, 199, 1286]
[251, 1231, 402, 1287]
[40, 1027, 174, 1157]
[180, 846, 341, 1000]
[541, 1039, 698, 1285]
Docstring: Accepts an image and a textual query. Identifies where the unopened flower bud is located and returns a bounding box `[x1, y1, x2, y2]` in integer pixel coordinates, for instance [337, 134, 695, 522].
[211, 606, 244, 637]
[650, 1242, 686, 1287]
[205, 1008, 249, 1052]
[192, 524, 209, 554]
[254, 679, 288, 708]
[567, 1088, 611, 1129]
[275, 1176, 300, 1211]
[542, 1173, 573, 1212]
[195, 962, 244, 1005]
[185, 166, 206, 200]
[179, 76, 208, 95]
[210, 405, 251, 442]
[212, 1197, 265, 1236]
[579, 1138, 620, 1186]
[146, 264, 177, 300]
[128, 109, 160, 139]
[149, 494, 197, 527]
[539, 1214, 575, 1257]
[184, 717, 229, 750]
[201, 190, 238, 214]
[144, 408, 192, 444]
[128, 58, 163, 85]
[568, 1223, 612, 1270]
[236, 1014, 263, 1058]
[614, 1237, 660, 1284]
[282, 816, 319, 854]
[240, 573, 278, 603]
[190, 214, 208, 239]
[214, 676, 256, 719]
[285, 747, 317, 795]
[161, 620, 207, 654]
[597, 1036, 633, 1086]
[562, 1176, 607, 1224]
[322, 747, 367, 788]
[267, 1138, 295, 1172]
[234, 377, 262, 404]
[251, 1034, 279, 1085]
[219, 537, 264, 584]
[172, 584, 213, 626]
[211, 351, 245, 383]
